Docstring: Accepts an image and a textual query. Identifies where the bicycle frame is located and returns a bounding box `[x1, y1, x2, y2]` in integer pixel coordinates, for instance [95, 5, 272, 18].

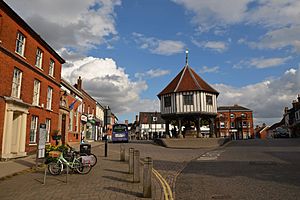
[57, 152, 80, 171]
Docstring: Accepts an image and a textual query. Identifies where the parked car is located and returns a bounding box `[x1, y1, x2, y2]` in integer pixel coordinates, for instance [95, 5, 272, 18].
[273, 127, 289, 138]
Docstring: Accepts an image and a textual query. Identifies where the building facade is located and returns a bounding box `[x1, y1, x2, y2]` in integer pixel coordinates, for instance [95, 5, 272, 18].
[157, 51, 219, 138]
[59, 78, 83, 144]
[74, 77, 97, 141]
[0, 1, 65, 159]
[283, 95, 300, 138]
[138, 112, 170, 139]
[215, 105, 254, 139]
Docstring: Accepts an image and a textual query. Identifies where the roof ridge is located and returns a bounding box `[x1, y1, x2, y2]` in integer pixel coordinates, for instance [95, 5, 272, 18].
[174, 65, 188, 92]
[188, 66, 202, 90]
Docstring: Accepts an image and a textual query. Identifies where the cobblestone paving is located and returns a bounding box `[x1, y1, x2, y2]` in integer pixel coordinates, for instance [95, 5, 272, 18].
[0, 144, 163, 200]
[120, 142, 212, 199]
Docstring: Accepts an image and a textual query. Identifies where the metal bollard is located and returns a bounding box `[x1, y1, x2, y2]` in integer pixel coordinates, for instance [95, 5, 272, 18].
[143, 157, 153, 198]
[129, 148, 134, 174]
[104, 140, 108, 157]
[133, 150, 140, 183]
[120, 145, 125, 161]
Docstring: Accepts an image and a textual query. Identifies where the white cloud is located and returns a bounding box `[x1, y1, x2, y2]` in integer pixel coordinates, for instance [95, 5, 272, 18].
[171, 0, 250, 32]
[173, 0, 300, 53]
[199, 66, 219, 73]
[132, 32, 185, 55]
[62, 57, 151, 115]
[241, 26, 300, 53]
[5, 0, 121, 52]
[135, 69, 170, 79]
[234, 56, 292, 69]
[192, 39, 228, 52]
[214, 67, 300, 121]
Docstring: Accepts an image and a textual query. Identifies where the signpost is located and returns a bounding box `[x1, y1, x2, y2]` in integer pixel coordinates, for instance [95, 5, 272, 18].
[36, 123, 46, 168]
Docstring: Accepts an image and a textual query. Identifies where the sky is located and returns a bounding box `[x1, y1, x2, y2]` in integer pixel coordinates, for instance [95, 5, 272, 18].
[5, 0, 300, 125]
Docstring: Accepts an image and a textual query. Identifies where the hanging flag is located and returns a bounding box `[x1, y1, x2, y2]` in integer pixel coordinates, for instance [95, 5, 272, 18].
[69, 99, 78, 110]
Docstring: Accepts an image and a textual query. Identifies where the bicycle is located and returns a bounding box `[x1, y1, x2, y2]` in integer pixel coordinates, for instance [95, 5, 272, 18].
[48, 150, 92, 175]
[67, 144, 97, 167]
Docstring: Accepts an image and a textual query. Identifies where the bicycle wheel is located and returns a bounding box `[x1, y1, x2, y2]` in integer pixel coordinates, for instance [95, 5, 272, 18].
[89, 154, 97, 167]
[48, 161, 63, 175]
[74, 157, 92, 174]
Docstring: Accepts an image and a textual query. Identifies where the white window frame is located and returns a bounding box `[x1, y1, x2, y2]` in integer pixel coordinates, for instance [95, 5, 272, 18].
[69, 111, 73, 131]
[30, 116, 38, 143]
[35, 48, 43, 69]
[11, 68, 22, 98]
[220, 122, 225, 128]
[15, 32, 26, 56]
[46, 87, 53, 110]
[32, 79, 40, 106]
[230, 113, 235, 119]
[49, 59, 55, 77]
[45, 118, 51, 142]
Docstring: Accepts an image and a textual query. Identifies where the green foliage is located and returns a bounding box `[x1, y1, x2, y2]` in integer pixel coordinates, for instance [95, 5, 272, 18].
[45, 144, 69, 164]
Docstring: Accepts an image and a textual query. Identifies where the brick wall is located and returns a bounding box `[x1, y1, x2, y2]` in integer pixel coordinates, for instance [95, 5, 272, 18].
[0, 3, 64, 154]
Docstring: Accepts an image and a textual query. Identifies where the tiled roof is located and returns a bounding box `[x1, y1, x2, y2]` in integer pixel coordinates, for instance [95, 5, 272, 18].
[218, 105, 252, 111]
[157, 65, 219, 97]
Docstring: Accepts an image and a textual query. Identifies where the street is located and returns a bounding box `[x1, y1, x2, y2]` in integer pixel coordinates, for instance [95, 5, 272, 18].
[0, 139, 299, 199]
[175, 139, 300, 200]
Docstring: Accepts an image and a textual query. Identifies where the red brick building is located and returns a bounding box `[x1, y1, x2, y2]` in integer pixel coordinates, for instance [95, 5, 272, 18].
[215, 105, 254, 139]
[0, 1, 65, 159]
[59, 78, 83, 144]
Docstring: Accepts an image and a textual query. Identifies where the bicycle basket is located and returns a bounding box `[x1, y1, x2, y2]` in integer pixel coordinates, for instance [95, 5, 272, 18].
[49, 151, 61, 158]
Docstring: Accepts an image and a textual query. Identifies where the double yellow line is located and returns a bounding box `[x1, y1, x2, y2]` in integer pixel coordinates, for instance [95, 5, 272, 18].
[152, 168, 173, 200]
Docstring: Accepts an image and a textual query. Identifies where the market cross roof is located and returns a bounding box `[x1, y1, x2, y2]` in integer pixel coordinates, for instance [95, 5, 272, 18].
[157, 65, 219, 98]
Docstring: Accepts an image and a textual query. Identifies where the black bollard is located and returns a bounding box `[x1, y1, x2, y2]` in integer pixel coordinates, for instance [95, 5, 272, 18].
[104, 140, 108, 157]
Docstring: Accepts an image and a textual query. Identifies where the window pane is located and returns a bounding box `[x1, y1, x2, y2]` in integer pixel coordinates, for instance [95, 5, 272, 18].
[49, 59, 54, 76]
[47, 87, 52, 109]
[33, 80, 40, 105]
[35, 48, 43, 68]
[183, 94, 193, 105]
[164, 96, 171, 107]
[15, 32, 25, 56]
[30, 116, 38, 143]
[11, 68, 22, 98]
[206, 95, 213, 105]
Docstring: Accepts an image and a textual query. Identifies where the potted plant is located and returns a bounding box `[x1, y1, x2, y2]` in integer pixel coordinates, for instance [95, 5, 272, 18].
[51, 130, 61, 145]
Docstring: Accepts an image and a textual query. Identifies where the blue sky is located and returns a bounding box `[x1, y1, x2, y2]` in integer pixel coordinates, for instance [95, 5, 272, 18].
[6, 0, 300, 125]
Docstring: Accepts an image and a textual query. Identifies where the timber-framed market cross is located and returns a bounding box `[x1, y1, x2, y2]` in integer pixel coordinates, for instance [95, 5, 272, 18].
[157, 50, 219, 138]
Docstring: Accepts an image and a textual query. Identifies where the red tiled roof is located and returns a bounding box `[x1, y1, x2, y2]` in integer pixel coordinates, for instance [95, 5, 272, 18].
[158, 65, 219, 97]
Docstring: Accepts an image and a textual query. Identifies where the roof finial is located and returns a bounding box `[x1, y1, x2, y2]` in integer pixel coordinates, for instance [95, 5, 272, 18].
[185, 48, 189, 66]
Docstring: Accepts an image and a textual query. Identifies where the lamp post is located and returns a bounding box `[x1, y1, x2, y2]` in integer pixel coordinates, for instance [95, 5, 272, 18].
[104, 105, 110, 157]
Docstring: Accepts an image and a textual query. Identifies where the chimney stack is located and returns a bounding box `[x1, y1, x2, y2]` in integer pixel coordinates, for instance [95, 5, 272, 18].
[77, 76, 82, 90]
[135, 115, 138, 123]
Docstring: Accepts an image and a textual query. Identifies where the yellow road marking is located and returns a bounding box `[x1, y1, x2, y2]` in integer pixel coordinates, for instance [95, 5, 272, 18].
[152, 168, 174, 200]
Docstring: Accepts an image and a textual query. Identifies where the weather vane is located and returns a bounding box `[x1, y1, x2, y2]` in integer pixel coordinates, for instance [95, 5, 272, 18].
[185, 48, 189, 66]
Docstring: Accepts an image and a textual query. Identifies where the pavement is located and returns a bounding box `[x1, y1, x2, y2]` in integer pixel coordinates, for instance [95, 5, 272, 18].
[0, 141, 164, 200]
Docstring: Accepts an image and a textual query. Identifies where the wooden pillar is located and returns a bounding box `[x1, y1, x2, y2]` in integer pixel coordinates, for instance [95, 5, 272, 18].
[165, 120, 170, 138]
[196, 117, 202, 138]
[178, 119, 183, 138]
[210, 117, 216, 138]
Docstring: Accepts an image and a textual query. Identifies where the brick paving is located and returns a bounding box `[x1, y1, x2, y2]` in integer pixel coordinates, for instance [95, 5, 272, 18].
[0, 142, 163, 200]
[0, 140, 216, 200]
